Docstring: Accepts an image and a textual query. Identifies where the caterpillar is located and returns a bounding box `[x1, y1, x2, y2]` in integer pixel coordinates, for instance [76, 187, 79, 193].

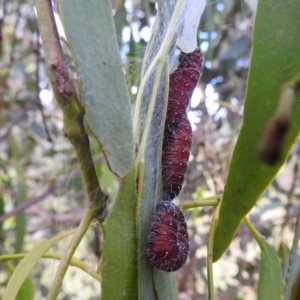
[164, 48, 203, 134]
[146, 49, 202, 272]
[162, 114, 192, 201]
[146, 201, 189, 272]
[162, 49, 202, 201]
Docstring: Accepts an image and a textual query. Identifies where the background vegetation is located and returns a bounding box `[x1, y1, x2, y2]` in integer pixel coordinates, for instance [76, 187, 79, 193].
[0, 0, 300, 299]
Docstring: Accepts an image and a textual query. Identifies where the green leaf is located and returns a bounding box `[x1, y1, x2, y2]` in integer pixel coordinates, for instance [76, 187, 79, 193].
[244, 219, 284, 300]
[136, 160, 178, 300]
[59, 0, 134, 177]
[257, 242, 284, 300]
[5, 262, 35, 300]
[15, 277, 35, 300]
[153, 270, 178, 300]
[3, 229, 75, 300]
[213, 0, 300, 261]
[135, 142, 179, 297]
[101, 167, 137, 300]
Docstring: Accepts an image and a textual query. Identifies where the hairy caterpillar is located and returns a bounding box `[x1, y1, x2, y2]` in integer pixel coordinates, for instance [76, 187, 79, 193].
[162, 114, 192, 201]
[146, 201, 189, 272]
[162, 49, 202, 201]
[146, 49, 202, 272]
[165, 48, 203, 134]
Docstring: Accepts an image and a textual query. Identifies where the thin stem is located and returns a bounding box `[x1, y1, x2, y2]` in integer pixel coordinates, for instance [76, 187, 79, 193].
[0, 251, 101, 282]
[35, 1, 107, 298]
[0, 179, 58, 223]
[155, 61, 169, 202]
[46, 208, 95, 300]
[135, 62, 164, 166]
[207, 204, 220, 300]
[243, 217, 265, 249]
[178, 194, 222, 211]
[35, 0, 107, 217]
[135, 162, 145, 234]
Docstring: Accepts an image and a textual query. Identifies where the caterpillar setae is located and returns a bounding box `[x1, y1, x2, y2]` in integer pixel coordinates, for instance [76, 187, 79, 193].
[146, 49, 202, 272]
[146, 201, 189, 272]
[164, 48, 203, 134]
[162, 48, 202, 201]
[162, 114, 192, 201]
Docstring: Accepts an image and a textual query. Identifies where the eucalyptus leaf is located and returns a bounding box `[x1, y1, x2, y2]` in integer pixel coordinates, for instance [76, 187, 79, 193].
[257, 240, 285, 300]
[153, 270, 179, 300]
[101, 168, 137, 300]
[244, 218, 285, 300]
[213, 0, 300, 261]
[4, 262, 35, 300]
[3, 230, 75, 300]
[15, 277, 35, 300]
[59, 0, 134, 177]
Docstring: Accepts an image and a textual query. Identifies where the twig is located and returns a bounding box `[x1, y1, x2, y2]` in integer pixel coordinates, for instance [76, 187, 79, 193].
[34, 1, 108, 298]
[0, 179, 59, 223]
[177, 194, 221, 211]
[207, 204, 220, 300]
[0, 251, 101, 282]
[0, 101, 36, 143]
[28, 207, 83, 229]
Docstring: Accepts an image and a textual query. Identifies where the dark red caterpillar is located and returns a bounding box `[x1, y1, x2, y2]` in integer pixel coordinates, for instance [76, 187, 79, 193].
[146, 49, 202, 272]
[165, 49, 203, 134]
[146, 201, 189, 272]
[162, 114, 192, 201]
[162, 49, 202, 201]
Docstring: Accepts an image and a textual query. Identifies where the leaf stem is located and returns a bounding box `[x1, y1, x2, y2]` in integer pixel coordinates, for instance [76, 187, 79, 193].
[243, 217, 265, 249]
[0, 251, 101, 282]
[35, 0, 107, 217]
[178, 194, 222, 211]
[135, 62, 164, 166]
[35, 1, 107, 298]
[155, 61, 169, 202]
[46, 208, 95, 300]
[207, 204, 220, 300]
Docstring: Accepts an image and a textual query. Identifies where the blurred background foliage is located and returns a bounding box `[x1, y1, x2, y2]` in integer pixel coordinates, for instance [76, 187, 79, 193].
[0, 0, 299, 299]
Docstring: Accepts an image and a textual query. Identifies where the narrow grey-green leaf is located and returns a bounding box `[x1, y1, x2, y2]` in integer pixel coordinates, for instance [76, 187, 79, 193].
[135, 1, 181, 297]
[153, 270, 179, 300]
[59, 0, 134, 177]
[101, 167, 137, 300]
